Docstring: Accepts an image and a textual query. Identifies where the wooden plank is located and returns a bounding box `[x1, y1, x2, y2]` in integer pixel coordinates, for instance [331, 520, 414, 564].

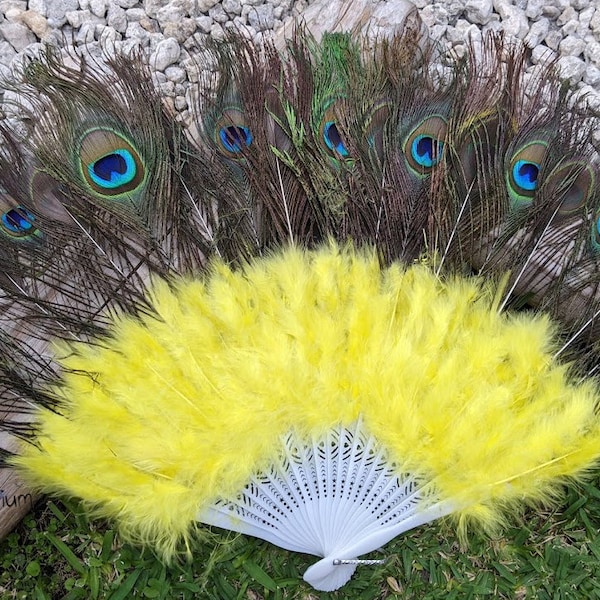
[0, 468, 36, 539]
[0, 429, 36, 538]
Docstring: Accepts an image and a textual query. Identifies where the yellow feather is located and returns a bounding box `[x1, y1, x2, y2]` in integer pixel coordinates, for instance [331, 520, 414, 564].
[13, 244, 600, 559]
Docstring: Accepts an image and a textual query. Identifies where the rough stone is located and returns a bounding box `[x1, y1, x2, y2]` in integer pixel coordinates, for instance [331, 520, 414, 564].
[174, 95, 187, 110]
[247, 4, 274, 31]
[156, 1, 184, 24]
[45, 0, 78, 27]
[531, 43, 557, 64]
[591, 8, 600, 36]
[163, 18, 196, 42]
[558, 5, 578, 25]
[107, 3, 127, 33]
[75, 21, 97, 43]
[115, 0, 138, 7]
[119, 37, 144, 54]
[4, 7, 24, 23]
[232, 14, 248, 29]
[125, 21, 151, 45]
[525, 0, 548, 20]
[494, 2, 529, 38]
[66, 10, 103, 29]
[140, 16, 158, 32]
[97, 25, 120, 45]
[465, 0, 493, 25]
[197, 0, 220, 12]
[28, 0, 47, 17]
[544, 29, 564, 50]
[20, 10, 51, 39]
[578, 6, 595, 32]
[557, 54, 587, 83]
[561, 19, 579, 36]
[152, 70, 166, 85]
[126, 8, 148, 21]
[165, 64, 186, 82]
[210, 21, 225, 40]
[559, 34, 586, 56]
[143, 0, 166, 19]
[0, 21, 36, 50]
[541, 6, 561, 19]
[89, 0, 106, 18]
[208, 3, 229, 23]
[222, 0, 242, 16]
[149, 36, 180, 70]
[584, 64, 600, 86]
[524, 17, 549, 47]
[585, 41, 600, 67]
[0, 40, 17, 66]
[158, 80, 175, 95]
[0, 1, 27, 15]
[196, 15, 213, 33]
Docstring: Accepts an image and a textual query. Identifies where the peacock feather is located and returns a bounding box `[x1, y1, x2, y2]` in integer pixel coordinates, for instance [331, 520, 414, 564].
[1, 3, 600, 593]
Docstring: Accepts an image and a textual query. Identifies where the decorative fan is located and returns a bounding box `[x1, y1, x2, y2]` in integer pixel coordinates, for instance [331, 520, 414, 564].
[2, 7, 600, 593]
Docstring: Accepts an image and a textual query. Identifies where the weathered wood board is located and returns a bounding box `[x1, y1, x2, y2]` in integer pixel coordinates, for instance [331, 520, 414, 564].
[1, 435, 36, 539]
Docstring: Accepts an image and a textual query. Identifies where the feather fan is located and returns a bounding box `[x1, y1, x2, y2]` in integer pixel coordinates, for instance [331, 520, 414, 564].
[1, 6, 600, 593]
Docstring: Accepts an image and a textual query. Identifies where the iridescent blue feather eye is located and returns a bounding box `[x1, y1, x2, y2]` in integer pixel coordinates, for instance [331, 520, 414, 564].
[403, 116, 448, 177]
[512, 160, 540, 192]
[506, 141, 548, 209]
[592, 213, 600, 252]
[411, 134, 444, 168]
[80, 129, 145, 197]
[219, 125, 253, 154]
[323, 121, 349, 158]
[88, 149, 137, 190]
[1, 206, 37, 239]
[318, 100, 351, 161]
[213, 108, 253, 159]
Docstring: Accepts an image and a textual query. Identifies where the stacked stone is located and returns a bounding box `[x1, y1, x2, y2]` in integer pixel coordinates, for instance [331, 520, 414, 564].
[0, 0, 598, 120]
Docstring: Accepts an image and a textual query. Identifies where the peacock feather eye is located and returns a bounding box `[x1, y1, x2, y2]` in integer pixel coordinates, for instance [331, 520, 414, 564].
[363, 101, 391, 160]
[79, 129, 145, 197]
[545, 163, 594, 217]
[455, 114, 501, 190]
[506, 141, 547, 209]
[219, 125, 253, 153]
[592, 212, 600, 252]
[318, 101, 350, 160]
[214, 109, 253, 158]
[411, 135, 443, 167]
[403, 115, 447, 176]
[513, 161, 539, 190]
[322, 121, 348, 157]
[0, 205, 39, 240]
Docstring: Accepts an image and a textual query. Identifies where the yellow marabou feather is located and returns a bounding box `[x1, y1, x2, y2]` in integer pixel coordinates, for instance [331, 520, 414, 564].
[14, 244, 600, 558]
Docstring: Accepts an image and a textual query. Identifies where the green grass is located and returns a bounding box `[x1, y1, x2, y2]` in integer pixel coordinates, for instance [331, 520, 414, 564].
[2, 478, 600, 599]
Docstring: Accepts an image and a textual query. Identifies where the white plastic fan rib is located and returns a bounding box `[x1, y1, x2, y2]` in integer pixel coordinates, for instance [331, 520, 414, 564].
[197, 420, 454, 591]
